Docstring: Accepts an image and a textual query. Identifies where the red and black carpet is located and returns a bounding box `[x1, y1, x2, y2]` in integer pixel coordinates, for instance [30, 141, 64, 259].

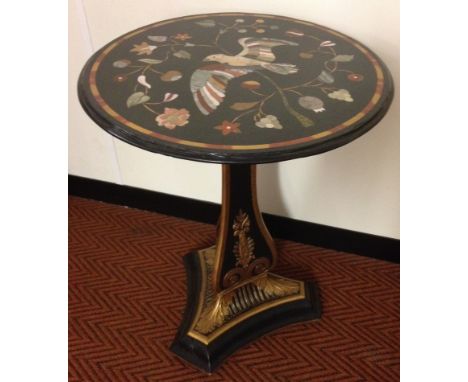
[69, 196, 399, 381]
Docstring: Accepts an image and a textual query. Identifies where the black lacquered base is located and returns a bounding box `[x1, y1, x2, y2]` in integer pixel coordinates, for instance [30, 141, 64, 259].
[170, 248, 322, 373]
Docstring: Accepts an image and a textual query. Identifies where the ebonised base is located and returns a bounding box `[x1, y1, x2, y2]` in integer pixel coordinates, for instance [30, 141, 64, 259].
[170, 248, 322, 373]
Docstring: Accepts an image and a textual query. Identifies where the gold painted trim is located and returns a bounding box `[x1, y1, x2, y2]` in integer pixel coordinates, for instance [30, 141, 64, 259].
[220, 270, 267, 296]
[191, 248, 209, 334]
[86, 13, 388, 152]
[214, 165, 277, 292]
[188, 272, 305, 345]
[232, 209, 255, 268]
[188, 288, 305, 345]
[212, 165, 230, 292]
[187, 247, 307, 345]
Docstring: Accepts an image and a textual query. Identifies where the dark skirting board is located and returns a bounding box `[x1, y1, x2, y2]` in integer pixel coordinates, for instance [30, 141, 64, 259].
[68, 174, 399, 264]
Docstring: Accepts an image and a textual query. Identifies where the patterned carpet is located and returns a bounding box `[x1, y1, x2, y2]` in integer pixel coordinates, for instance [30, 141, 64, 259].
[69, 196, 399, 381]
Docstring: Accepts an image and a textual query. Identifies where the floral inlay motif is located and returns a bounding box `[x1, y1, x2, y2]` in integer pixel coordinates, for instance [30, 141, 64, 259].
[255, 115, 283, 129]
[215, 120, 241, 135]
[155, 108, 190, 129]
[173, 33, 192, 41]
[130, 42, 157, 55]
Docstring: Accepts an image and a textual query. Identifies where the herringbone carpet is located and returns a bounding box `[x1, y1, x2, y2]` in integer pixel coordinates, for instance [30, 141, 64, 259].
[69, 196, 399, 381]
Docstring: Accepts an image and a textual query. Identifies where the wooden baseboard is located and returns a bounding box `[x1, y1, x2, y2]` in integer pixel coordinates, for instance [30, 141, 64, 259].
[68, 175, 399, 263]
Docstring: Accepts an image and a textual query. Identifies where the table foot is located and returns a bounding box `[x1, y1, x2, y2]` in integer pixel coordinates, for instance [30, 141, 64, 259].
[170, 246, 322, 373]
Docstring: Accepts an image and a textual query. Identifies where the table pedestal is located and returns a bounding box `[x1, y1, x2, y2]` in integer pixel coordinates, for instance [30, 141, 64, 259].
[171, 165, 321, 373]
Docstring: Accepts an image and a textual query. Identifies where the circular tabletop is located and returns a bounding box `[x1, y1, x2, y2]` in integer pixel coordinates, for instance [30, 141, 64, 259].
[78, 13, 393, 164]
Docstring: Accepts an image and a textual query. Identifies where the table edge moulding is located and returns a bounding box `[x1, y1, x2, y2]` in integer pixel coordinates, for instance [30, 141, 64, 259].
[78, 12, 394, 165]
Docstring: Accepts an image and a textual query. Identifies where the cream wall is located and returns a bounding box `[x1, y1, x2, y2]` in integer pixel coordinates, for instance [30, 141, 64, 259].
[69, 0, 400, 239]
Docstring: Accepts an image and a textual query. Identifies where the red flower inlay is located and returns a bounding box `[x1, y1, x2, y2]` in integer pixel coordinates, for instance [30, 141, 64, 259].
[347, 73, 364, 82]
[214, 120, 241, 135]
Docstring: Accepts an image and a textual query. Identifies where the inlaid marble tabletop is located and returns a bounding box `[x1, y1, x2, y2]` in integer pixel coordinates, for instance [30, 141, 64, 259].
[78, 13, 393, 164]
[78, 13, 394, 373]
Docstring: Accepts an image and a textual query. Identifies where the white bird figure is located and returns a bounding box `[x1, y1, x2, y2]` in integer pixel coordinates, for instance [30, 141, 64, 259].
[191, 37, 299, 115]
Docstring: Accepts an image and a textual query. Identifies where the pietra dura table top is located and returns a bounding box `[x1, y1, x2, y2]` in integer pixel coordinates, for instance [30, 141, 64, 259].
[78, 13, 394, 373]
[78, 13, 393, 164]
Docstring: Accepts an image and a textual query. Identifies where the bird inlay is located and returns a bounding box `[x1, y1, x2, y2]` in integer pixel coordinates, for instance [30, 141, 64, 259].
[191, 37, 299, 115]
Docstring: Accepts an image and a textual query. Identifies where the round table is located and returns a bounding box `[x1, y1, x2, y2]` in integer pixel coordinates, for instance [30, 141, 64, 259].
[78, 12, 393, 373]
